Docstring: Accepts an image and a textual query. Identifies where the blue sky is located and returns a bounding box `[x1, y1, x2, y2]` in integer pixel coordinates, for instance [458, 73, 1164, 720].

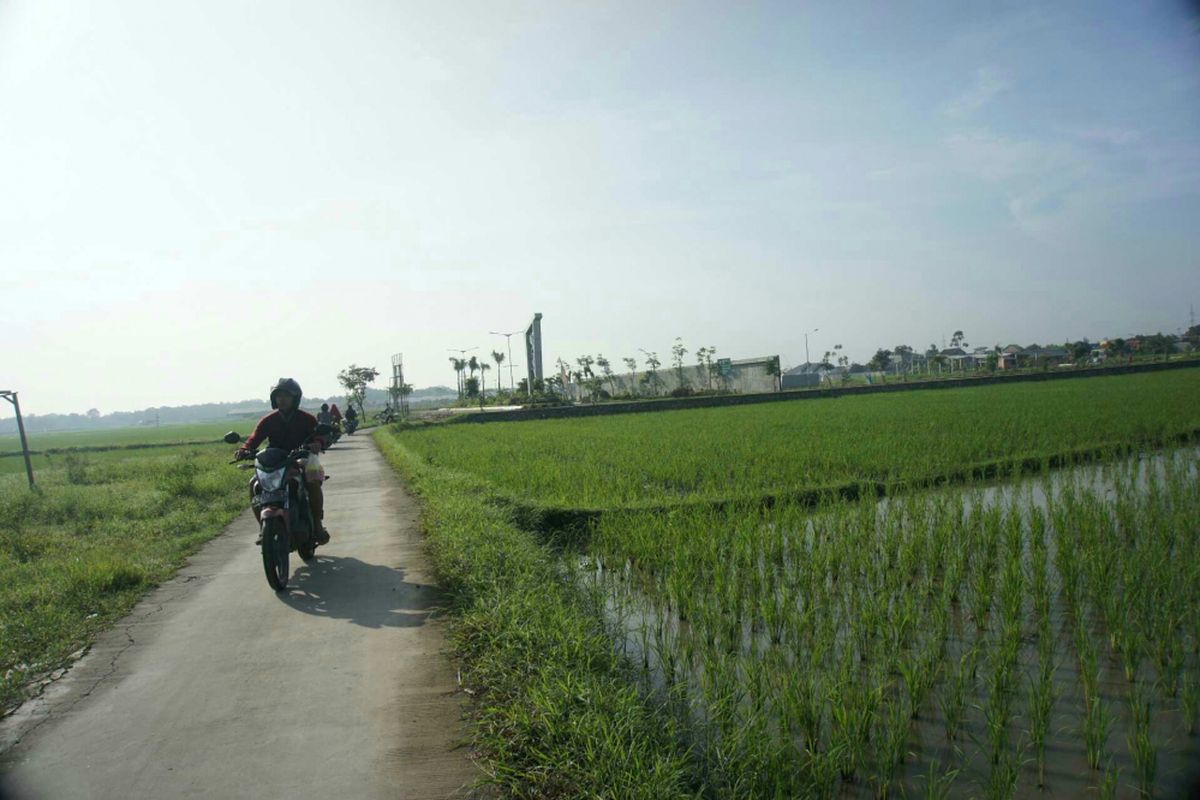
[1, 1, 1198, 414]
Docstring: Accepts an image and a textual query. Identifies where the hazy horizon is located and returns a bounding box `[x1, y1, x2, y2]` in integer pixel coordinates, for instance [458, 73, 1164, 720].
[3, 1, 1198, 418]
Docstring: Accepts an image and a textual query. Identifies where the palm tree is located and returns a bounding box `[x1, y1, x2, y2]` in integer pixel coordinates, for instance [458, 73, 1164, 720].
[479, 362, 491, 399]
[449, 357, 466, 398]
[492, 350, 506, 392]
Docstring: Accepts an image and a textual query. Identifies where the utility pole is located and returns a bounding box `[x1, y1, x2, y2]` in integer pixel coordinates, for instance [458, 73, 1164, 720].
[489, 329, 522, 390]
[803, 327, 819, 365]
[1, 390, 35, 489]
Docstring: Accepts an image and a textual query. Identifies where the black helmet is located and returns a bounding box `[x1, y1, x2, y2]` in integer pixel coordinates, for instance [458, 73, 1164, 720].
[269, 378, 303, 410]
[321, 403, 329, 412]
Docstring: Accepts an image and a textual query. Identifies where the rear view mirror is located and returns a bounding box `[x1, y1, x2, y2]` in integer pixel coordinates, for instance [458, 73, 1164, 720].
[223, 431, 242, 444]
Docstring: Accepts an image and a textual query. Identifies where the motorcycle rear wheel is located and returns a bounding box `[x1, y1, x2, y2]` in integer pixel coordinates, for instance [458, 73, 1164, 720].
[261, 517, 290, 590]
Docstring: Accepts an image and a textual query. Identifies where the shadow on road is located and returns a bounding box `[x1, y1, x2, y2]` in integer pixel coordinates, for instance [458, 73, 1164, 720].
[278, 555, 444, 629]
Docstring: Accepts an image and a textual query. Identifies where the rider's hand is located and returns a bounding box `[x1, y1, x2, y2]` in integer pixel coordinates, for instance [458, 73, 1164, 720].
[234, 447, 252, 461]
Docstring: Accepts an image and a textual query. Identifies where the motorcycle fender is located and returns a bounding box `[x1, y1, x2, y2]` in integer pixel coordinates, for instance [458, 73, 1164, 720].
[260, 507, 288, 521]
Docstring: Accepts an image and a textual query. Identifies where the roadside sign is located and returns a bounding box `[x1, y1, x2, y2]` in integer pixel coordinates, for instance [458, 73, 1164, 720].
[717, 358, 733, 378]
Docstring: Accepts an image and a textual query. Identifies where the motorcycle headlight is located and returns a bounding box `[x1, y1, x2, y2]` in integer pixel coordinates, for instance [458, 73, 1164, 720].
[257, 468, 286, 491]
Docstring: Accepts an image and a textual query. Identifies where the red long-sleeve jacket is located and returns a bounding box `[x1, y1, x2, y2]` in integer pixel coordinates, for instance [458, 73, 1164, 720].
[243, 409, 318, 452]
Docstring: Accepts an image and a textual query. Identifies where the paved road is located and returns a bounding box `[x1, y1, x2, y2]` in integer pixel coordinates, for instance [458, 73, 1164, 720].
[0, 434, 474, 799]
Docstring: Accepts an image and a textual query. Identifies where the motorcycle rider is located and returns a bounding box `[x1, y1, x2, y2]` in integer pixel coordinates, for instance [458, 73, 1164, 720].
[235, 378, 331, 545]
[317, 403, 333, 425]
[344, 404, 358, 431]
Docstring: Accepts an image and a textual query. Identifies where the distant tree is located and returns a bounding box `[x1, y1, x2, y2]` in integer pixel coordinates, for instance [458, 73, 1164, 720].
[491, 350, 506, 392]
[467, 356, 480, 391]
[86, 408, 100, 420]
[950, 330, 968, 349]
[1069, 340, 1092, 363]
[671, 338, 689, 389]
[595, 354, 617, 397]
[985, 351, 1000, 372]
[642, 351, 662, 396]
[868, 349, 892, 371]
[1144, 332, 1175, 361]
[464, 376, 480, 398]
[695, 347, 710, 390]
[765, 355, 782, 392]
[1186, 325, 1200, 347]
[337, 364, 379, 418]
[478, 362, 491, 397]
[893, 344, 914, 378]
[448, 357, 466, 398]
[576, 355, 596, 383]
[622, 357, 639, 395]
[1104, 338, 1129, 364]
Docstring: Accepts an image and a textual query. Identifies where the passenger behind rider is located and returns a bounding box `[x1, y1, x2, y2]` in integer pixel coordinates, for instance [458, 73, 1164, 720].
[234, 378, 331, 545]
[329, 403, 342, 424]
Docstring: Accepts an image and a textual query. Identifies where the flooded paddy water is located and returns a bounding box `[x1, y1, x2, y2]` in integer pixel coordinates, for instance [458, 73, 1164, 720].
[578, 448, 1200, 798]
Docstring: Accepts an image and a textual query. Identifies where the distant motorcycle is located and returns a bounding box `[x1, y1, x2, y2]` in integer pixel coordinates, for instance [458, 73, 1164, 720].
[225, 430, 323, 590]
[343, 416, 359, 435]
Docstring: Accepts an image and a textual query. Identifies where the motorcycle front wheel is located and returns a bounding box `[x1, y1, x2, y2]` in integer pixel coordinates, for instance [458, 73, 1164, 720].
[261, 516, 290, 590]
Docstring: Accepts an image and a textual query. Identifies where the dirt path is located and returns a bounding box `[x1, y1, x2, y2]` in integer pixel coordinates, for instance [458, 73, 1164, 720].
[0, 434, 475, 799]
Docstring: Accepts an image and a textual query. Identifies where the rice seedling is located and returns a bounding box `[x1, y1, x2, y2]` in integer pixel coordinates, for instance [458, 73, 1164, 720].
[1028, 658, 1058, 787]
[1128, 681, 1158, 797]
[1099, 758, 1121, 800]
[940, 650, 972, 742]
[920, 758, 960, 800]
[1082, 695, 1112, 770]
[1181, 669, 1199, 736]
[984, 743, 1022, 800]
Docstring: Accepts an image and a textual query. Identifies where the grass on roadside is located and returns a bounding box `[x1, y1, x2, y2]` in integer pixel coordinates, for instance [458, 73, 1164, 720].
[374, 430, 697, 799]
[0, 444, 246, 712]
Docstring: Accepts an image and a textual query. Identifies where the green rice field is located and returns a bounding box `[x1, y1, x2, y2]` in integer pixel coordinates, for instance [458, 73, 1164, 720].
[400, 370, 1200, 509]
[379, 368, 1200, 798]
[0, 421, 249, 475]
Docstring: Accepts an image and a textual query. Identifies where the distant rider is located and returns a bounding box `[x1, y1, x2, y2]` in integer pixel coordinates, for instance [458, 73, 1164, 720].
[317, 403, 333, 425]
[329, 403, 342, 424]
[344, 405, 358, 429]
[234, 378, 331, 545]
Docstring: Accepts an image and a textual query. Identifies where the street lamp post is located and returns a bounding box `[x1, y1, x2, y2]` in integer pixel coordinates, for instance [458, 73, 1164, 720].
[489, 329, 522, 391]
[803, 327, 819, 365]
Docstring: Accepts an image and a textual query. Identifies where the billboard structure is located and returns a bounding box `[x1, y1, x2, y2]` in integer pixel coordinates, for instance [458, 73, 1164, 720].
[524, 313, 543, 395]
[389, 353, 409, 418]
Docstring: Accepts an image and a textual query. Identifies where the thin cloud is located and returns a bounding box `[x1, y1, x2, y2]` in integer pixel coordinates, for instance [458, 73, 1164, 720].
[1076, 127, 1140, 146]
[943, 66, 1010, 118]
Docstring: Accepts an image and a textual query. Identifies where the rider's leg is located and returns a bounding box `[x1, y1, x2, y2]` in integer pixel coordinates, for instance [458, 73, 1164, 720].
[250, 478, 264, 544]
[307, 480, 329, 543]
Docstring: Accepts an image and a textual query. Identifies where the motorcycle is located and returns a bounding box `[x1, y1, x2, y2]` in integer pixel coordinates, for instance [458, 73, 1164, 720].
[224, 430, 323, 590]
[343, 415, 359, 435]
